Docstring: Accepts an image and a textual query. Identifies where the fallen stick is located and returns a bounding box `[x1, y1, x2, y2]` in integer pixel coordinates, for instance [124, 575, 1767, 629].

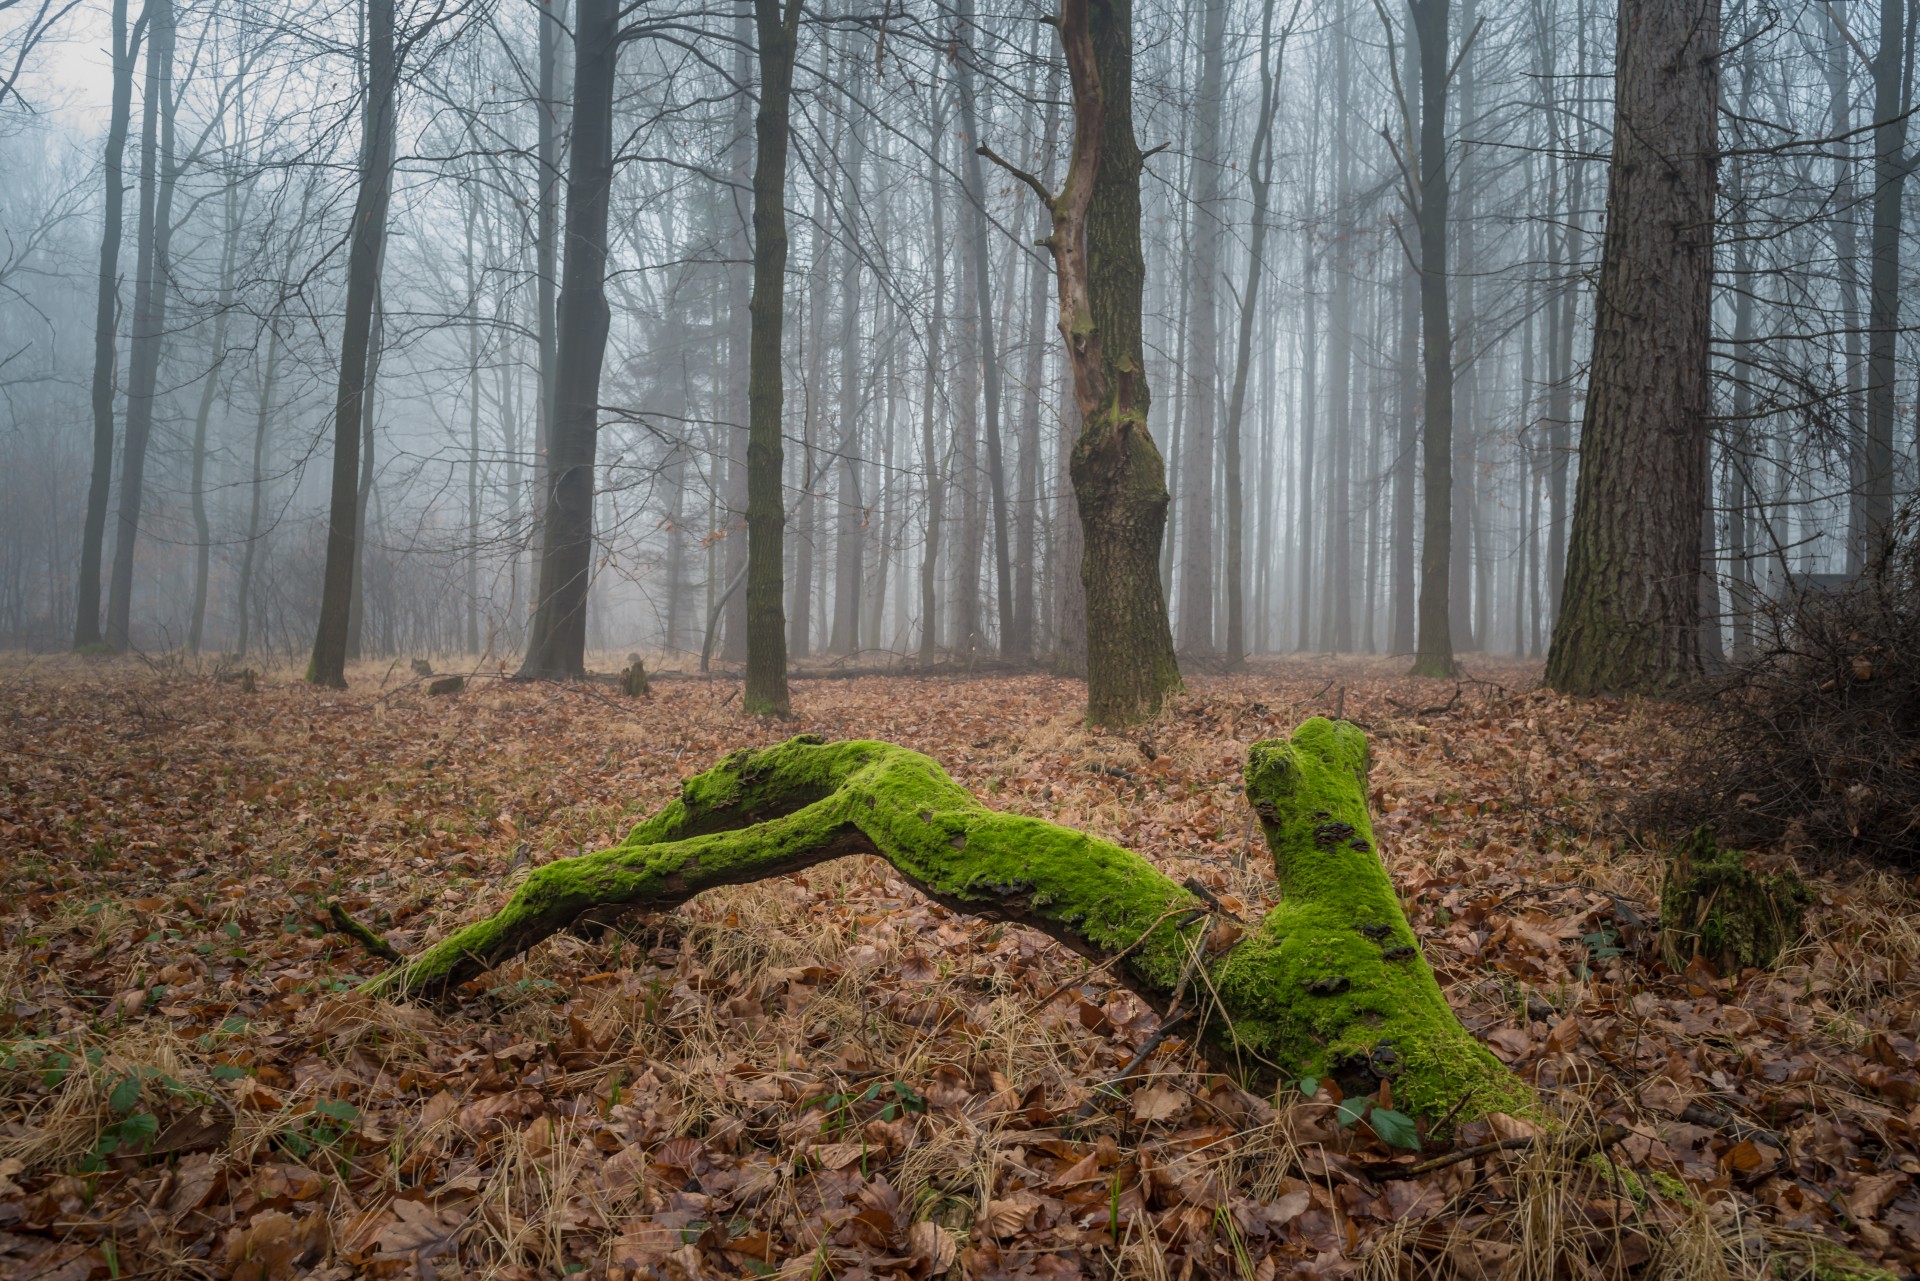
[1377, 1123, 1631, 1181]
[328, 902, 403, 964]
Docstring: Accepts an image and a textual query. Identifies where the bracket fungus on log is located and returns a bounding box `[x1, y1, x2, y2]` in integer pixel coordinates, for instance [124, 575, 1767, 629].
[365, 718, 1532, 1123]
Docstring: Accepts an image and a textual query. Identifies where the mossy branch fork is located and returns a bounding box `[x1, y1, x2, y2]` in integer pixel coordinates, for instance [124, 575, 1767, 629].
[365, 718, 1531, 1123]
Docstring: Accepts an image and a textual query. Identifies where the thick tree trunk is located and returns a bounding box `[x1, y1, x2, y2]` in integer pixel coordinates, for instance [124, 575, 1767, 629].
[105, 0, 175, 653]
[309, 0, 396, 686]
[1410, 0, 1456, 678]
[987, 0, 1180, 725]
[367, 721, 1530, 1125]
[742, 0, 801, 715]
[76, 0, 138, 652]
[519, 0, 617, 681]
[1546, 0, 1718, 695]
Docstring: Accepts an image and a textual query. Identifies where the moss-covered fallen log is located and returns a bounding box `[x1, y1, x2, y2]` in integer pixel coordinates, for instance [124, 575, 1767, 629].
[365, 718, 1532, 1122]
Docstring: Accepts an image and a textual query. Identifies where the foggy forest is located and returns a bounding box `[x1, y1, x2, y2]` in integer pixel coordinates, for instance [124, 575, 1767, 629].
[3, 0, 1920, 1275]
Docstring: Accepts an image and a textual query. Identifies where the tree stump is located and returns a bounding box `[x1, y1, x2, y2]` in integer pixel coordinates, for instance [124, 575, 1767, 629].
[1658, 827, 1807, 973]
[365, 718, 1531, 1123]
[620, 660, 649, 697]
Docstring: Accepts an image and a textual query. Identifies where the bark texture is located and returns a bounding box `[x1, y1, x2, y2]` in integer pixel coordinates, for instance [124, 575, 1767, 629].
[75, 0, 139, 652]
[987, 0, 1180, 725]
[308, 0, 396, 686]
[519, 0, 618, 681]
[366, 721, 1530, 1124]
[742, 0, 802, 715]
[1410, 0, 1456, 679]
[1546, 0, 1718, 695]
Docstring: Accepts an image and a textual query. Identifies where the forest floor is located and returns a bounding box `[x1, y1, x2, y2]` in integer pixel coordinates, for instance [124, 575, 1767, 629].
[1, 654, 1917, 1281]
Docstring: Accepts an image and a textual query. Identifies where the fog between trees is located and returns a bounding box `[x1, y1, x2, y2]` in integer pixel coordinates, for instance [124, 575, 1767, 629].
[0, 0, 1911, 715]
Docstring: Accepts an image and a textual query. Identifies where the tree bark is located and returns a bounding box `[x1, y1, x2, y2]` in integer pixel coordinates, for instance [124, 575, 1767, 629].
[75, 0, 140, 652]
[1223, 0, 1290, 667]
[1409, 0, 1456, 678]
[1546, 0, 1718, 695]
[366, 721, 1531, 1125]
[988, 0, 1180, 725]
[235, 320, 281, 660]
[518, 0, 617, 681]
[1862, 0, 1908, 561]
[956, 0, 1016, 659]
[1174, 0, 1228, 656]
[308, 0, 396, 686]
[105, 0, 174, 653]
[533, 0, 565, 634]
[742, 0, 802, 715]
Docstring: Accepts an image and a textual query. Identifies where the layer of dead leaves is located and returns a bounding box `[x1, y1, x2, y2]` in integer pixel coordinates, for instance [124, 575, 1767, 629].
[1, 652, 1916, 1281]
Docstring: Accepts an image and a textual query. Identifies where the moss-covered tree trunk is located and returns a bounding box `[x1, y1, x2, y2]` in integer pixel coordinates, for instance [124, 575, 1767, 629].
[982, 0, 1179, 727]
[367, 720, 1528, 1124]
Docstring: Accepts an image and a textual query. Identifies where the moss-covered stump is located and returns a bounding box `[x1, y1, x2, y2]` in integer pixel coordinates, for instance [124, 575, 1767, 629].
[1658, 827, 1808, 973]
[365, 718, 1531, 1123]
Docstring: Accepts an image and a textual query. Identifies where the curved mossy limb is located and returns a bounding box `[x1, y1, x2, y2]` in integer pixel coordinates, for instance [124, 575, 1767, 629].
[1220, 719, 1534, 1118]
[364, 721, 1534, 1123]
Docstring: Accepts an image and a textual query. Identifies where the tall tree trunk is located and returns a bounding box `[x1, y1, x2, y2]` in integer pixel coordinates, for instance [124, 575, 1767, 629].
[721, 3, 753, 663]
[465, 202, 484, 655]
[345, 293, 382, 661]
[1295, 123, 1319, 652]
[1409, 0, 1457, 678]
[919, 100, 948, 667]
[1546, 0, 1719, 694]
[1826, 20, 1868, 574]
[518, 0, 616, 679]
[1175, 0, 1228, 655]
[829, 99, 866, 656]
[1222, 0, 1288, 667]
[1388, 84, 1418, 658]
[534, 0, 564, 562]
[236, 320, 281, 660]
[308, 0, 396, 686]
[1862, 0, 1908, 560]
[188, 140, 241, 656]
[957, 0, 1015, 657]
[1322, 16, 1355, 655]
[991, 0, 1181, 725]
[76, 0, 140, 651]
[105, 0, 174, 652]
[742, 0, 802, 714]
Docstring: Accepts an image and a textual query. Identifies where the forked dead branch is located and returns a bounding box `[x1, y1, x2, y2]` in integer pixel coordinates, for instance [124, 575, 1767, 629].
[369, 717, 1532, 1126]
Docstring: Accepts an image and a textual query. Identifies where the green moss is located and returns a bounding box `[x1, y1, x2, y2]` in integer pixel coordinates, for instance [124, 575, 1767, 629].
[365, 723, 1534, 1124]
[1223, 719, 1533, 1120]
[1659, 827, 1808, 973]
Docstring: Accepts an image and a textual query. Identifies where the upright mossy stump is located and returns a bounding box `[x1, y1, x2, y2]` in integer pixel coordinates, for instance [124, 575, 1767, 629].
[366, 718, 1532, 1124]
[1658, 826, 1807, 974]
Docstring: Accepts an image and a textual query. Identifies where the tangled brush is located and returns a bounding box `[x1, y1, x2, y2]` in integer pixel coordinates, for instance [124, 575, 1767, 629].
[1663, 504, 1920, 864]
